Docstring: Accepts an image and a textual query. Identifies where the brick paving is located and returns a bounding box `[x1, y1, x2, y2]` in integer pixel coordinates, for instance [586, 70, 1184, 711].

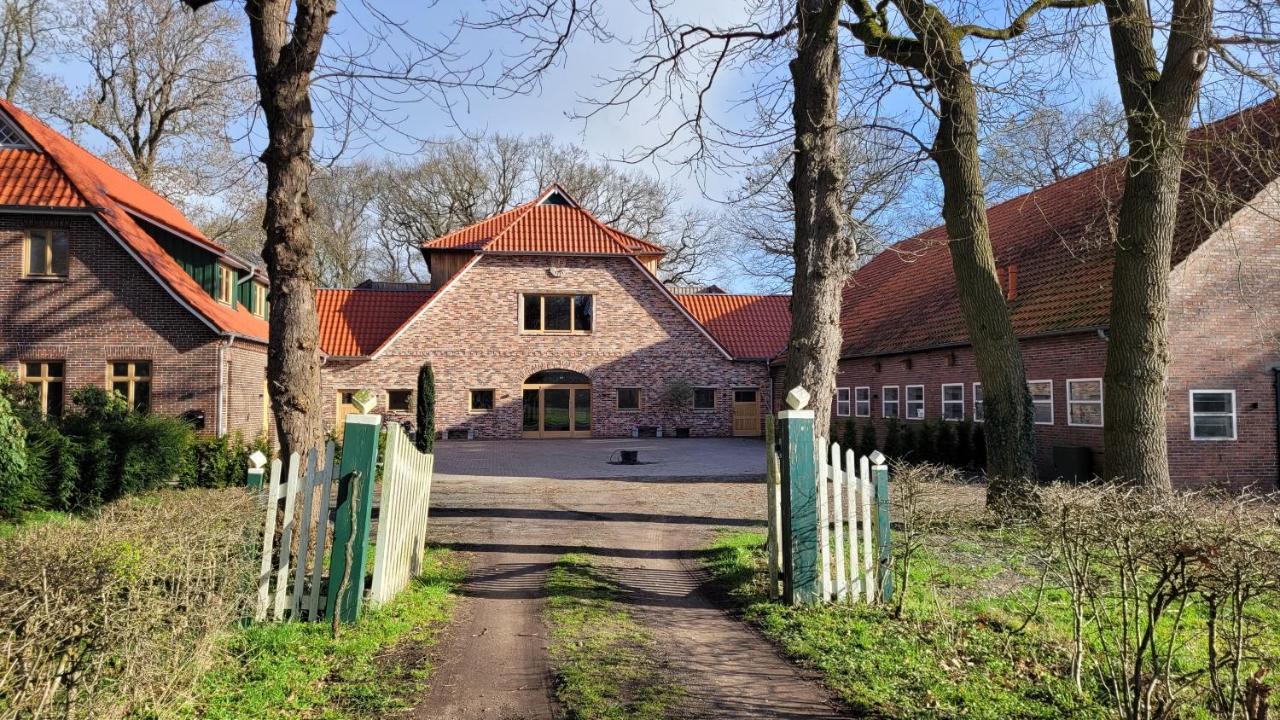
[432, 437, 765, 480]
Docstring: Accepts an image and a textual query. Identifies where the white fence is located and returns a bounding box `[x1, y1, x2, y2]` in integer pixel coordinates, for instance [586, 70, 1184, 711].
[255, 443, 337, 622]
[370, 425, 435, 607]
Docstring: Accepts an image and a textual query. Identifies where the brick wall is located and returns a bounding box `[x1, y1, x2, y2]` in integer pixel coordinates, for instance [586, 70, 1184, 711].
[828, 332, 1109, 477]
[322, 254, 769, 438]
[224, 341, 271, 443]
[0, 211, 265, 438]
[1166, 179, 1280, 491]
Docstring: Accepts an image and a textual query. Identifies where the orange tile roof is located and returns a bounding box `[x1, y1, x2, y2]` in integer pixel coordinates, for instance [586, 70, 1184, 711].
[0, 99, 268, 342]
[676, 293, 792, 360]
[422, 185, 669, 258]
[838, 96, 1280, 359]
[0, 148, 86, 207]
[315, 288, 435, 357]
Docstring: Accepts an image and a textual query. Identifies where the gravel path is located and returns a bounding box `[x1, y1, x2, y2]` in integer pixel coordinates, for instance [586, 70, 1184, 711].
[405, 464, 847, 720]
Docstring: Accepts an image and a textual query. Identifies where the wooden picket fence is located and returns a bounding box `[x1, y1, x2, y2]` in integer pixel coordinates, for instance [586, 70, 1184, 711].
[247, 412, 437, 623]
[370, 424, 435, 607]
[767, 401, 892, 606]
[253, 443, 338, 622]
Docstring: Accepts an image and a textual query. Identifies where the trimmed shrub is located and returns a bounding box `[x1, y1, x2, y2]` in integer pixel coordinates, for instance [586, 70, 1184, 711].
[955, 421, 974, 469]
[899, 422, 918, 460]
[416, 363, 435, 453]
[934, 421, 956, 466]
[189, 433, 265, 489]
[972, 423, 987, 470]
[858, 421, 878, 459]
[841, 419, 857, 451]
[0, 488, 259, 718]
[0, 370, 30, 519]
[883, 418, 902, 459]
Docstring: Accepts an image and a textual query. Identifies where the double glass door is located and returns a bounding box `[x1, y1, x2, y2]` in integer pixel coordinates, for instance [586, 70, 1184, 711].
[523, 385, 591, 438]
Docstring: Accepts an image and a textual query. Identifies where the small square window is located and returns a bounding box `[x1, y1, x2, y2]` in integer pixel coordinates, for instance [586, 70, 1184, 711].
[469, 389, 495, 413]
[854, 387, 871, 417]
[693, 387, 716, 410]
[617, 388, 641, 410]
[905, 385, 925, 420]
[387, 389, 413, 412]
[835, 387, 851, 417]
[942, 384, 964, 421]
[1190, 390, 1236, 441]
[107, 361, 151, 412]
[21, 360, 64, 418]
[1067, 379, 1104, 427]
[882, 386, 900, 418]
[24, 230, 69, 278]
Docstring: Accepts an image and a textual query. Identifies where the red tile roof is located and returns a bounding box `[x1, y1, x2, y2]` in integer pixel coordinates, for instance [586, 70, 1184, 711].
[0, 148, 86, 207]
[0, 100, 268, 342]
[838, 96, 1280, 359]
[315, 288, 435, 357]
[677, 293, 792, 360]
[422, 185, 668, 258]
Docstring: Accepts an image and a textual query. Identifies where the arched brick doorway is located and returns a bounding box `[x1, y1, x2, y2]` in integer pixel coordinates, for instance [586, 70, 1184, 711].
[522, 369, 591, 438]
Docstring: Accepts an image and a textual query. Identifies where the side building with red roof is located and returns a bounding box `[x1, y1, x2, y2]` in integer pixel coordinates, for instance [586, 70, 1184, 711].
[0, 100, 273, 440]
[316, 186, 792, 439]
[793, 96, 1280, 490]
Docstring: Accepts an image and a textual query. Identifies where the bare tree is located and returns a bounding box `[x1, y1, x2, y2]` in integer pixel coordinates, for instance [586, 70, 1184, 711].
[728, 124, 921, 292]
[1100, 0, 1277, 489]
[45, 0, 250, 201]
[0, 0, 59, 102]
[310, 161, 381, 288]
[982, 97, 1128, 201]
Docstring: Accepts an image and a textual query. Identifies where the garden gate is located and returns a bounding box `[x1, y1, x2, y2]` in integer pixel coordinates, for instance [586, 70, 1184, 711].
[247, 399, 435, 624]
[766, 385, 893, 606]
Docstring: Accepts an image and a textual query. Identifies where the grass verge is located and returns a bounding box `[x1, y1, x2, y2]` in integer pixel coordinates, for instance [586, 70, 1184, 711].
[181, 546, 464, 720]
[544, 553, 684, 720]
[703, 530, 1110, 720]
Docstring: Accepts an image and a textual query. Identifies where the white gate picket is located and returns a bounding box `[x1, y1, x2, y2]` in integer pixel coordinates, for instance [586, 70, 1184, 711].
[273, 452, 301, 620]
[844, 447, 860, 602]
[829, 441, 847, 602]
[255, 458, 283, 621]
[290, 449, 317, 617]
[307, 442, 336, 619]
[816, 438, 832, 601]
[860, 454, 875, 603]
[370, 426, 435, 607]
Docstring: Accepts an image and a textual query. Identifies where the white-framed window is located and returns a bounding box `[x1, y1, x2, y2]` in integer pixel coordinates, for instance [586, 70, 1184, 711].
[973, 383, 984, 422]
[835, 387, 851, 417]
[1028, 380, 1054, 425]
[882, 386, 900, 418]
[854, 387, 871, 417]
[1190, 390, 1237, 441]
[1066, 378, 1104, 427]
[941, 383, 964, 421]
[905, 385, 925, 420]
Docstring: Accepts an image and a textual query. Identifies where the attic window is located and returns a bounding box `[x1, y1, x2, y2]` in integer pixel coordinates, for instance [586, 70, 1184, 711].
[539, 191, 574, 207]
[0, 115, 28, 148]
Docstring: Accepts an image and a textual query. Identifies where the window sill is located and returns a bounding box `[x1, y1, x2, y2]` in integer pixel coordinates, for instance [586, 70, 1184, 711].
[520, 331, 593, 336]
[468, 410, 493, 415]
[19, 275, 67, 283]
[616, 408, 642, 413]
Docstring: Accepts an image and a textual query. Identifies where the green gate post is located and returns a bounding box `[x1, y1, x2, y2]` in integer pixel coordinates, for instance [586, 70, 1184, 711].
[870, 451, 893, 604]
[327, 402, 381, 624]
[778, 386, 820, 606]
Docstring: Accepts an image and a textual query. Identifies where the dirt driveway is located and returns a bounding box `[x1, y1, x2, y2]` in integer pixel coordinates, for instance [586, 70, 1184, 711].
[406, 440, 846, 720]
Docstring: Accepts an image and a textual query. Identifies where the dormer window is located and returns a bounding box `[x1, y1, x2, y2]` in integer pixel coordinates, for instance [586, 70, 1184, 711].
[0, 115, 29, 148]
[24, 229, 69, 278]
[252, 282, 268, 318]
[216, 264, 235, 305]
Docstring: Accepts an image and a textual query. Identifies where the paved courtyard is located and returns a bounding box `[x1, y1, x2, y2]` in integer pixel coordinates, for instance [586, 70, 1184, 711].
[432, 437, 766, 480]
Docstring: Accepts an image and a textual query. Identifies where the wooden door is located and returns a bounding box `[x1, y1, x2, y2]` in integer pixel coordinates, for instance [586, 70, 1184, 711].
[522, 385, 591, 438]
[336, 390, 359, 437]
[732, 388, 761, 437]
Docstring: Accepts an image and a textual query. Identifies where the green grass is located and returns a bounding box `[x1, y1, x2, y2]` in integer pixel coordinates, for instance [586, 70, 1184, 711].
[703, 531, 1110, 720]
[0, 509, 75, 537]
[544, 554, 684, 720]
[181, 547, 464, 720]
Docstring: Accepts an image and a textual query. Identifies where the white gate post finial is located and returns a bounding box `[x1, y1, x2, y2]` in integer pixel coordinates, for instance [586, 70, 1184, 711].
[786, 385, 811, 411]
[868, 450, 887, 467]
[249, 451, 268, 471]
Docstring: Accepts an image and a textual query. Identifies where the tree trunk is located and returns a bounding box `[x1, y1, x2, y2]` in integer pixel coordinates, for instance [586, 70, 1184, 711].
[1101, 0, 1211, 490]
[246, 0, 335, 459]
[783, 0, 853, 441]
[931, 71, 1039, 513]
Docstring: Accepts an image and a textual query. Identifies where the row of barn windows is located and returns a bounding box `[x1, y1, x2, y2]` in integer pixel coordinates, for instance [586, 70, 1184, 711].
[20, 229, 268, 318]
[834, 381, 1237, 441]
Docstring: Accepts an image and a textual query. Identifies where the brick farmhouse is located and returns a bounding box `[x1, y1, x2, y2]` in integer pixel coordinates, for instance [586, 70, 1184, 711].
[0, 99, 273, 439]
[788, 97, 1280, 490]
[315, 186, 791, 439]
